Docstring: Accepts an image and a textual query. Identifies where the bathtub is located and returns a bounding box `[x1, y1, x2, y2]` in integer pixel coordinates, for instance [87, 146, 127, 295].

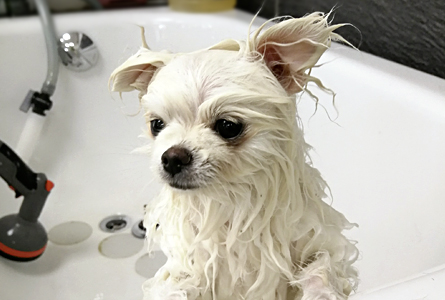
[0, 6, 444, 300]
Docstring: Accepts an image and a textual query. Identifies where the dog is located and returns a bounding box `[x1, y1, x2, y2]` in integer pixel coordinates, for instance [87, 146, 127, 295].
[110, 12, 358, 300]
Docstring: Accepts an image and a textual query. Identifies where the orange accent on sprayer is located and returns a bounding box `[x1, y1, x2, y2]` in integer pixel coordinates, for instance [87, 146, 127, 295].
[0, 241, 46, 258]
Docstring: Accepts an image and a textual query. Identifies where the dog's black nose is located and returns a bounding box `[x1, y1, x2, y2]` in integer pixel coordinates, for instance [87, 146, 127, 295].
[161, 146, 192, 176]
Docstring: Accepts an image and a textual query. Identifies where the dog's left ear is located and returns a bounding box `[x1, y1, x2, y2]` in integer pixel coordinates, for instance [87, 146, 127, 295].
[110, 32, 173, 100]
[252, 13, 344, 94]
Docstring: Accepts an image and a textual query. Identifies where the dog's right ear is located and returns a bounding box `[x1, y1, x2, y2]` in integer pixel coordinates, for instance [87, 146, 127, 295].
[110, 32, 173, 100]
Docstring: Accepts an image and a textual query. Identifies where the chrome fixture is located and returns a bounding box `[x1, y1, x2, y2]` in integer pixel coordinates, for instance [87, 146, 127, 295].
[58, 32, 99, 72]
[99, 215, 131, 233]
[131, 220, 146, 239]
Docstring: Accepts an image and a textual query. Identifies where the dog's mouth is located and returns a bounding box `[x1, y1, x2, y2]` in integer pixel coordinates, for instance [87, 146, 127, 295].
[167, 181, 199, 190]
[160, 171, 202, 190]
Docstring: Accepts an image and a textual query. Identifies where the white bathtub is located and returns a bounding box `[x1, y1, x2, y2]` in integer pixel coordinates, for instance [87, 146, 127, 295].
[0, 6, 444, 300]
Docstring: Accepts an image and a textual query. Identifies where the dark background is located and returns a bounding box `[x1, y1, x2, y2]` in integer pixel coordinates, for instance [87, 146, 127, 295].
[237, 0, 445, 79]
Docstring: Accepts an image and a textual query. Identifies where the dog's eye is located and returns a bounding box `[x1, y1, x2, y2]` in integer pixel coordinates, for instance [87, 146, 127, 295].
[214, 119, 243, 139]
[150, 119, 165, 136]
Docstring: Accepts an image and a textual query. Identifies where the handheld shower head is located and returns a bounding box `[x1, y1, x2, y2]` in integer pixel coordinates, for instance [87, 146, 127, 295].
[0, 214, 47, 261]
[0, 140, 54, 261]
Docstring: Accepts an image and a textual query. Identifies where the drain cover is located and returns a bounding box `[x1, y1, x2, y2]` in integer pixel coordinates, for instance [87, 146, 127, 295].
[48, 221, 93, 245]
[99, 215, 131, 233]
[135, 251, 168, 278]
[98, 233, 144, 258]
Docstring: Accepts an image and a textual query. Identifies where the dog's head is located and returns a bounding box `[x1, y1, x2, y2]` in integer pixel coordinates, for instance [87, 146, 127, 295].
[111, 13, 343, 191]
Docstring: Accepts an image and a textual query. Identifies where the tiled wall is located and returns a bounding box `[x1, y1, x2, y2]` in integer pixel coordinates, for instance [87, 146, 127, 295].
[237, 0, 445, 79]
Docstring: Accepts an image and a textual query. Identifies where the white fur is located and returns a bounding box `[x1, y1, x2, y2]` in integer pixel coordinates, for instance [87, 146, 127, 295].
[110, 12, 358, 300]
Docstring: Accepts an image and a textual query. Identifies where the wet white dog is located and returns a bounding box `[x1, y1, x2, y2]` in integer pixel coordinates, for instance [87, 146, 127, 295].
[111, 12, 358, 300]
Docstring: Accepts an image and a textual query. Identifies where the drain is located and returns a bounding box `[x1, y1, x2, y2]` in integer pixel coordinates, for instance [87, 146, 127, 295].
[132, 220, 146, 239]
[98, 233, 144, 258]
[48, 221, 92, 245]
[99, 215, 131, 233]
[106, 219, 126, 231]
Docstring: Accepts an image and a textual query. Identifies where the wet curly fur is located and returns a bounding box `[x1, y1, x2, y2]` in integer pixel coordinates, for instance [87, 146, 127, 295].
[110, 12, 358, 300]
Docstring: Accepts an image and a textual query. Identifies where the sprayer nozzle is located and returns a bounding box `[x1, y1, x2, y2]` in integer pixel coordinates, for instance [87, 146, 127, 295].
[0, 214, 48, 262]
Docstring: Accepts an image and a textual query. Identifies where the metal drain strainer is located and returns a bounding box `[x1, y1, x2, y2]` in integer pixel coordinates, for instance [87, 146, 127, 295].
[99, 214, 131, 233]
